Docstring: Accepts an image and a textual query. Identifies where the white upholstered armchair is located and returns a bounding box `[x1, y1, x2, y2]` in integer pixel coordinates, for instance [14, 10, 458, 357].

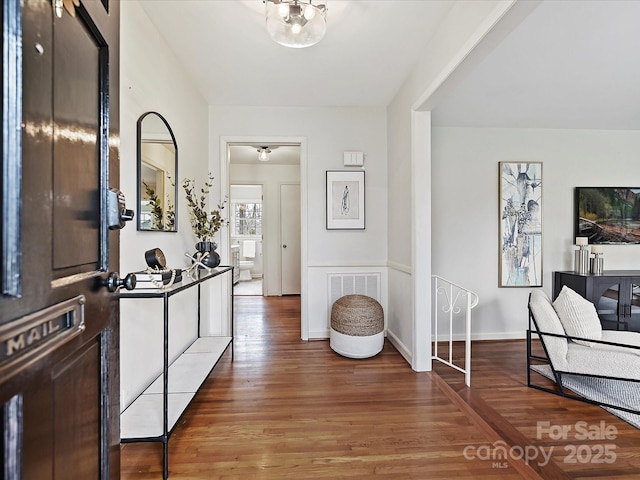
[527, 287, 640, 417]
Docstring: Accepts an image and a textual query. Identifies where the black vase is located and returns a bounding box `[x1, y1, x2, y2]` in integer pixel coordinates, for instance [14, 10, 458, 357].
[194, 241, 221, 268]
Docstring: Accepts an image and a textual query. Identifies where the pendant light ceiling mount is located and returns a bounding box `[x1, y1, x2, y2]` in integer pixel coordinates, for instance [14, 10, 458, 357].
[265, 0, 328, 49]
[257, 146, 272, 162]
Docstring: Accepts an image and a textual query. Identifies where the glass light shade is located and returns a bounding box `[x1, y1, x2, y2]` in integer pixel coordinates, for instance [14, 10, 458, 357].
[257, 148, 270, 162]
[265, 1, 327, 48]
[278, 3, 289, 17]
[303, 4, 315, 20]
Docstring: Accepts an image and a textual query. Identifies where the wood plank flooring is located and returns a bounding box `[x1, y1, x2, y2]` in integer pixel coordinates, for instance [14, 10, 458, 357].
[120, 296, 639, 479]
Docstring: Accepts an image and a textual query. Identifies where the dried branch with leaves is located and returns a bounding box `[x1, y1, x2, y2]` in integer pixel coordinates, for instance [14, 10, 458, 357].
[182, 173, 228, 242]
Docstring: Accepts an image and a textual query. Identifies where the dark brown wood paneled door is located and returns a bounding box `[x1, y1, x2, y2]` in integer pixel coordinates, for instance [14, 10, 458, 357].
[1, 0, 122, 479]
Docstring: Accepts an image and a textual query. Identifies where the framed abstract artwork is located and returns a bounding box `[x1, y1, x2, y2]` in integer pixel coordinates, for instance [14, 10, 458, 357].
[326, 170, 365, 230]
[499, 162, 543, 287]
[575, 187, 640, 244]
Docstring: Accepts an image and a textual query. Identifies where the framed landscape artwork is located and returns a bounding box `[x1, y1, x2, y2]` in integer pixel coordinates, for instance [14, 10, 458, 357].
[499, 162, 543, 287]
[326, 170, 365, 230]
[575, 187, 640, 244]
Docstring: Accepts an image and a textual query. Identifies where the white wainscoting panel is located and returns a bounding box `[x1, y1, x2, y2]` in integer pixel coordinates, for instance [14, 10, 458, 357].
[328, 273, 381, 307]
[386, 266, 413, 365]
[306, 266, 387, 339]
[327, 271, 385, 335]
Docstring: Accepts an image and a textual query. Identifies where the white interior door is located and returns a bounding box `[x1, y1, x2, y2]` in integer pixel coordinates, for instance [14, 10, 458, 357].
[281, 184, 301, 294]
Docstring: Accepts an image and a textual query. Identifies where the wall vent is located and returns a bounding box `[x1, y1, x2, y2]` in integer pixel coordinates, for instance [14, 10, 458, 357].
[328, 273, 381, 312]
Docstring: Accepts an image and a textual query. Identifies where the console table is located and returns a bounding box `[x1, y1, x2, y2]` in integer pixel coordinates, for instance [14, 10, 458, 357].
[119, 266, 234, 479]
[553, 270, 640, 332]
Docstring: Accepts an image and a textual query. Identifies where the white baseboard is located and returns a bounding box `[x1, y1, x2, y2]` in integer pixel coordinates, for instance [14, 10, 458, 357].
[309, 330, 525, 344]
[434, 331, 526, 342]
[308, 329, 329, 340]
[386, 329, 412, 365]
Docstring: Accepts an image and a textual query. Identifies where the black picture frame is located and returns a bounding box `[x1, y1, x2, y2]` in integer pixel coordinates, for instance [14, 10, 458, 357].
[575, 187, 640, 244]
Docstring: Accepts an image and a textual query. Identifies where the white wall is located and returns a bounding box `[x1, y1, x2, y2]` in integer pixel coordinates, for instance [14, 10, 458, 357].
[211, 106, 388, 338]
[385, 0, 513, 368]
[119, 1, 216, 409]
[117, 1, 560, 397]
[432, 127, 640, 338]
[230, 164, 300, 295]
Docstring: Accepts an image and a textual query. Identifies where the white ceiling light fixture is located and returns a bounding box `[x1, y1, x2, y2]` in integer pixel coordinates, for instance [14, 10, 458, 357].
[257, 147, 271, 162]
[265, 0, 328, 49]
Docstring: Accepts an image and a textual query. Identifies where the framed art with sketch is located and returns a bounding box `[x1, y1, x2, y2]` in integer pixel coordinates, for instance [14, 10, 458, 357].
[499, 162, 542, 287]
[326, 170, 365, 230]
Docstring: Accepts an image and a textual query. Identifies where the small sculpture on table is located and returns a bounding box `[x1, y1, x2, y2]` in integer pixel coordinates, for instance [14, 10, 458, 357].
[184, 251, 211, 276]
[574, 237, 590, 274]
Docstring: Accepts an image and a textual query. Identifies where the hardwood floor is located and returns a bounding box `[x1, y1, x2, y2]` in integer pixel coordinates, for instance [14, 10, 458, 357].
[121, 296, 639, 479]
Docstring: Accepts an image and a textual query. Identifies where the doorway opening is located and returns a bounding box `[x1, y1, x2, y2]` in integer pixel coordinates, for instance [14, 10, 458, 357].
[230, 184, 264, 296]
[227, 142, 302, 298]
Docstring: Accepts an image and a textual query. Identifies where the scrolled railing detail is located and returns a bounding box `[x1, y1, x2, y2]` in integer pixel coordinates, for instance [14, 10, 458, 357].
[432, 275, 478, 386]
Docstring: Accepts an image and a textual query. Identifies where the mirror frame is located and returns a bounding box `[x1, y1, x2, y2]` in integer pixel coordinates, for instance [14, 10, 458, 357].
[136, 111, 178, 232]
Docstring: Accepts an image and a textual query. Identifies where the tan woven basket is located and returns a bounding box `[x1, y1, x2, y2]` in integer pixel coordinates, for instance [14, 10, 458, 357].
[331, 294, 383, 337]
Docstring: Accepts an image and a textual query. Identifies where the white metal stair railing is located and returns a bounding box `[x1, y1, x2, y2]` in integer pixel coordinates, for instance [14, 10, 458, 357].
[432, 275, 479, 387]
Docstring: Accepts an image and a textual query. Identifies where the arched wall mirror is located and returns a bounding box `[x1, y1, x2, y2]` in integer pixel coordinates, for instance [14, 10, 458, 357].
[137, 112, 178, 232]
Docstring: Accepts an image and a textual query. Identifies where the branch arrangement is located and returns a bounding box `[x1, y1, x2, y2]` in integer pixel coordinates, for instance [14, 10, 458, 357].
[182, 173, 228, 242]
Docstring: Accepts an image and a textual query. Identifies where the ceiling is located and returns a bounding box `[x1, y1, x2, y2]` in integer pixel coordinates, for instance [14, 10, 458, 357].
[138, 0, 454, 107]
[431, 0, 640, 130]
[140, 0, 640, 131]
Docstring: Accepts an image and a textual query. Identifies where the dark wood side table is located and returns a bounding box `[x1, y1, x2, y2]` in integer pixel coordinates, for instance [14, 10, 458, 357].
[553, 270, 640, 332]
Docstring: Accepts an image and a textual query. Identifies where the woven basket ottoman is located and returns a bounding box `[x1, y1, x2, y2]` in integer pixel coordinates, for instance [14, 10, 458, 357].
[330, 294, 384, 359]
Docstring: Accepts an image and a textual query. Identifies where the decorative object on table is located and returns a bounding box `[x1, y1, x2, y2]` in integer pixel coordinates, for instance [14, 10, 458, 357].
[183, 252, 210, 276]
[574, 236, 590, 274]
[195, 240, 221, 269]
[183, 173, 228, 269]
[136, 247, 181, 289]
[144, 247, 167, 269]
[498, 162, 542, 287]
[326, 170, 365, 230]
[133, 268, 182, 290]
[575, 187, 640, 244]
[590, 244, 604, 275]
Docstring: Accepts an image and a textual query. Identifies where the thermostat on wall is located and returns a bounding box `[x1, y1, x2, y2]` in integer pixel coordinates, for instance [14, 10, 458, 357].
[343, 151, 364, 166]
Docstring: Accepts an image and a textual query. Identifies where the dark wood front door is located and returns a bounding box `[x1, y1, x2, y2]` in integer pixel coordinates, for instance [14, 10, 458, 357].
[1, 0, 122, 478]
